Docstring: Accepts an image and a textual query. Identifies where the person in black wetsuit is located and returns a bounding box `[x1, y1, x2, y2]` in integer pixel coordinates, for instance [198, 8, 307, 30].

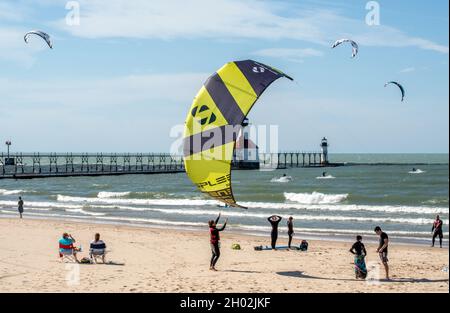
[268, 215, 282, 250]
[349, 235, 367, 279]
[208, 213, 228, 271]
[287, 217, 294, 249]
[432, 215, 444, 248]
[18, 197, 24, 219]
[375, 226, 389, 280]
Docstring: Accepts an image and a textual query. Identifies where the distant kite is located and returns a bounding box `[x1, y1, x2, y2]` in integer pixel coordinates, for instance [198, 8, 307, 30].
[24, 30, 53, 49]
[384, 81, 405, 102]
[332, 39, 359, 58]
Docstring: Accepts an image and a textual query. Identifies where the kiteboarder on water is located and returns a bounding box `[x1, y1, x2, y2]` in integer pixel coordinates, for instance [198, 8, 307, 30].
[268, 215, 282, 250]
[208, 213, 228, 271]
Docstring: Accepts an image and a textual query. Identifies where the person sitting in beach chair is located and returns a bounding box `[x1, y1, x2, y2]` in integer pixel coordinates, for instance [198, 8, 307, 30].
[59, 233, 80, 263]
[90, 233, 107, 263]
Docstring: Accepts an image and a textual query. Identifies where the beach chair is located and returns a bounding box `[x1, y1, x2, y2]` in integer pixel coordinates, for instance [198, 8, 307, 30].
[59, 243, 78, 263]
[89, 240, 107, 263]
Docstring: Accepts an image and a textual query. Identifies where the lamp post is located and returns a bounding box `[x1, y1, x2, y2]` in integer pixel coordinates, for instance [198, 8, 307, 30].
[5, 140, 11, 159]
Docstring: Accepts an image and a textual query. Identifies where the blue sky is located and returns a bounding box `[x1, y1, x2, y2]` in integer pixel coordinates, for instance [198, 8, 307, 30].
[0, 0, 448, 153]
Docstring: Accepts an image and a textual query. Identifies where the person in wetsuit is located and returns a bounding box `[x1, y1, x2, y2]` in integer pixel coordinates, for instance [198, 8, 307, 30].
[375, 226, 389, 280]
[208, 213, 228, 271]
[18, 196, 24, 219]
[287, 216, 294, 249]
[350, 235, 367, 256]
[322, 172, 327, 177]
[432, 215, 444, 248]
[349, 235, 368, 279]
[268, 215, 282, 250]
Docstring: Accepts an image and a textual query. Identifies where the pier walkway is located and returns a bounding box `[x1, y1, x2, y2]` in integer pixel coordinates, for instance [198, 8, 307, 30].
[0, 151, 330, 179]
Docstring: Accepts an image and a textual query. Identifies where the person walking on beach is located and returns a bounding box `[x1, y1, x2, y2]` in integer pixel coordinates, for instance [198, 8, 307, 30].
[208, 213, 228, 271]
[18, 197, 24, 219]
[268, 215, 282, 250]
[374, 226, 389, 280]
[287, 216, 294, 249]
[432, 215, 444, 248]
[349, 235, 368, 279]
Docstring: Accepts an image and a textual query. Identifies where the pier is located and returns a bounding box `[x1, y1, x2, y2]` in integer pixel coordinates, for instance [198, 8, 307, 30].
[0, 151, 333, 179]
[0, 153, 185, 179]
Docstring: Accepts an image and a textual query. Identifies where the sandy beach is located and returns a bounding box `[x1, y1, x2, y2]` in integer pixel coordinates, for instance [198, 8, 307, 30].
[0, 217, 448, 293]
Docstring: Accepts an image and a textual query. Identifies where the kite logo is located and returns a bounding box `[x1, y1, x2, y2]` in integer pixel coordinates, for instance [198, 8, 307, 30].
[191, 105, 217, 126]
[252, 66, 265, 74]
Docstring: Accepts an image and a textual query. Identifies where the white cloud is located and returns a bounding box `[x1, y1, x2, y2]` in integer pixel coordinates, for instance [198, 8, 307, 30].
[0, 2, 25, 21]
[51, 0, 448, 54]
[252, 48, 324, 63]
[0, 27, 44, 67]
[0, 72, 208, 108]
[400, 67, 415, 73]
[0, 71, 209, 152]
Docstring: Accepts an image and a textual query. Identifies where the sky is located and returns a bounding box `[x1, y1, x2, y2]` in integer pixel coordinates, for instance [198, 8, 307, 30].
[0, 0, 448, 153]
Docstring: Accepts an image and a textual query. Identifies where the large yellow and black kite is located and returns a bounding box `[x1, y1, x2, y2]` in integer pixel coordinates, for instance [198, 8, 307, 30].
[183, 60, 293, 208]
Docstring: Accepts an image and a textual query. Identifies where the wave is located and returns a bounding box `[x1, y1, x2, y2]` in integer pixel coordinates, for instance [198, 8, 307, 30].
[52, 195, 449, 215]
[3, 196, 447, 216]
[97, 191, 131, 199]
[0, 210, 203, 227]
[234, 224, 449, 237]
[83, 202, 449, 218]
[140, 207, 447, 225]
[0, 189, 25, 196]
[316, 175, 336, 180]
[44, 200, 450, 225]
[240, 202, 449, 215]
[270, 176, 293, 183]
[57, 195, 219, 207]
[65, 208, 106, 216]
[284, 192, 348, 204]
[422, 199, 448, 205]
[2, 209, 447, 240]
[409, 169, 426, 174]
[0, 200, 84, 210]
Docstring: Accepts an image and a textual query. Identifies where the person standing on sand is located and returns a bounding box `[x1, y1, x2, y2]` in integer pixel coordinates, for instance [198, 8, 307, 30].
[208, 213, 228, 271]
[349, 235, 367, 279]
[374, 226, 389, 280]
[287, 216, 294, 249]
[432, 215, 444, 248]
[18, 197, 24, 219]
[268, 215, 282, 250]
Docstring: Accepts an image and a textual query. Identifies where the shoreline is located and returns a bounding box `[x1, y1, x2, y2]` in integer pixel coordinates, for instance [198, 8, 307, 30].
[1, 214, 448, 248]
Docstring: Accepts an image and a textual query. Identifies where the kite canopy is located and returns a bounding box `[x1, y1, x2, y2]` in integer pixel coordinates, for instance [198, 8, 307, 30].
[332, 39, 359, 58]
[183, 60, 293, 208]
[384, 81, 405, 102]
[24, 30, 53, 49]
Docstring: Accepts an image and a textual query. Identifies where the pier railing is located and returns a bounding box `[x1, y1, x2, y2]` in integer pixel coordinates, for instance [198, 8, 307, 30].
[0, 151, 328, 179]
[0, 153, 185, 179]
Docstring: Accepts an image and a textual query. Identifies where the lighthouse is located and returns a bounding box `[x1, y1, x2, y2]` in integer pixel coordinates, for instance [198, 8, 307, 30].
[234, 118, 260, 169]
[320, 137, 329, 165]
